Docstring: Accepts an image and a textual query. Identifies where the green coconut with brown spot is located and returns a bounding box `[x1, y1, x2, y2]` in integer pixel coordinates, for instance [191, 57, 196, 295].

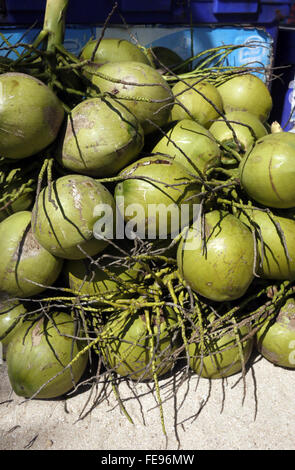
[100, 307, 181, 381]
[152, 119, 221, 175]
[170, 79, 223, 128]
[0, 211, 63, 298]
[0, 73, 65, 159]
[6, 312, 88, 398]
[256, 298, 295, 369]
[239, 132, 295, 209]
[114, 155, 200, 239]
[177, 210, 255, 302]
[32, 174, 116, 260]
[92, 61, 173, 135]
[58, 96, 144, 177]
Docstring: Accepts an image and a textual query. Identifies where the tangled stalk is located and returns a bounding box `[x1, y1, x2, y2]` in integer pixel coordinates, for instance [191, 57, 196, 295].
[1, 0, 294, 438]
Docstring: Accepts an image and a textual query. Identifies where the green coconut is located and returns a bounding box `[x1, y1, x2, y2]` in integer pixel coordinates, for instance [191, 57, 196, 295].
[92, 61, 173, 134]
[256, 298, 295, 369]
[177, 210, 255, 302]
[114, 155, 200, 239]
[152, 119, 221, 175]
[32, 174, 116, 260]
[209, 110, 268, 160]
[170, 79, 223, 128]
[217, 73, 272, 123]
[0, 211, 63, 298]
[6, 312, 88, 398]
[189, 314, 254, 379]
[100, 307, 181, 381]
[80, 37, 150, 77]
[239, 209, 295, 280]
[58, 96, 144, 177]
[0, 73, 65, 159]
[63, 256, 143, 300]
[239, 132, 295, 209]
[0, 297, 28, 361]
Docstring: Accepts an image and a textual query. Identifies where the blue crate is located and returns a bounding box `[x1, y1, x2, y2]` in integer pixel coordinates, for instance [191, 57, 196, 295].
[0, 1, 291, 51]
[0, 1, 292, 26]
[97, 23, 274, 77]
[0, 23, 274, 86]
[0, 2, 277, 86]
[0, 24, 96, 57]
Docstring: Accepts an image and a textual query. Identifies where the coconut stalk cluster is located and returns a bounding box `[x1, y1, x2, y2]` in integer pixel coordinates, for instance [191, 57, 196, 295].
[0, 0, 295, 433]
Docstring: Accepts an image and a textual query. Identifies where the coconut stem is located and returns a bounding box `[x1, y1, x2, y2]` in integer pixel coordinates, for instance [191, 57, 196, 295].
[43, 0, 69, 53]
[271, 121, 283, 133]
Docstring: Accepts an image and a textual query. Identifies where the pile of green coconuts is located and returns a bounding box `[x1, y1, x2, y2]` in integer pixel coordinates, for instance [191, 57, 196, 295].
[0, 0, 295, 412]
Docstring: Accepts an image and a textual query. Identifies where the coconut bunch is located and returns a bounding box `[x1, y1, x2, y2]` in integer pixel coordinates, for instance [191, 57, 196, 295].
[1, 1, 295, 433]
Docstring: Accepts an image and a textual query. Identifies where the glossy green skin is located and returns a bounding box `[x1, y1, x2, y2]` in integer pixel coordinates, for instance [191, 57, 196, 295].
[240, 132, 295, 209]
[6, 313, 88, 398]
[59, 97, 144, 177]
[152, 119, 221, 175]
[0, 299, 27, 347]
[80, 38, 150, 66]
[92, 61, 173, 135]
[64, 258, 142, 299]
[32, 174, 116, 260]
[240, 209, 295, 280]
[171, 79, 223, 128]
[177, 211, 255, 302]
[189, 323, 253, 379]
[114, 155, 200, 238]
[217, 74, 272, 123]
[256, 298, 295, 368]
[0, 73, 64, 159]
[101, 308, 180, 381]
[0, 211, 63, 297]
[209, 111, 268, 155]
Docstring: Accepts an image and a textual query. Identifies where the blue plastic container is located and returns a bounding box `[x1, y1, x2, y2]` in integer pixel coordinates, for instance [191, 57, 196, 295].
[0, 1, 292, 27]
[0, 23, 274, 79]
[0, 0, 283, 85]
